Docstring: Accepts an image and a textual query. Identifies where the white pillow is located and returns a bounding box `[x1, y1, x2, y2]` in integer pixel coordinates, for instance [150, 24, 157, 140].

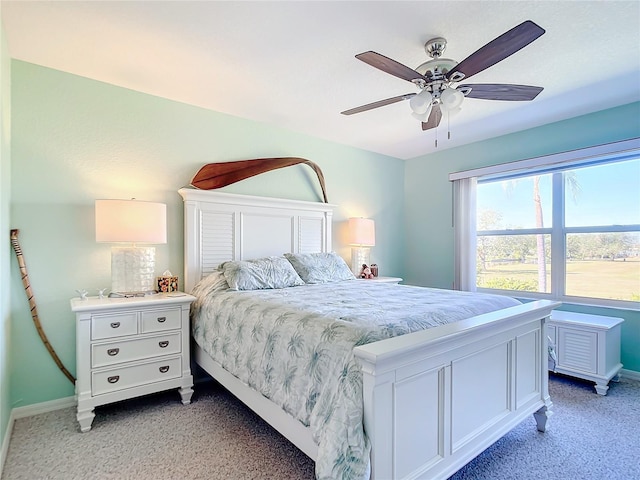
[219, 256, 305, 291]
[284, 252, 355, 284]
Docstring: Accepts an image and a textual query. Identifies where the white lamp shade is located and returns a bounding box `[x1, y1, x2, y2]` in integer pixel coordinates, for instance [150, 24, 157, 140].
[440, 88, 464, 111]
[95, 199, 167, 244]
[411, 101, 433, 122]
[409, 90, 433, 115]
[348, 218, 375, 246]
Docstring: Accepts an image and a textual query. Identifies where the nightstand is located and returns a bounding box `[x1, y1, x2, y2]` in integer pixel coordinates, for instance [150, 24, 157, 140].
[548, 310, 623, 395]
[71, 292, 195, 432]
[359, 276, 403, 284]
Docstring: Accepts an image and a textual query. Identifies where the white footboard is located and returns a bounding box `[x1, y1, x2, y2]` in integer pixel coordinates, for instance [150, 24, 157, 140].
[354, 300, 560, 480]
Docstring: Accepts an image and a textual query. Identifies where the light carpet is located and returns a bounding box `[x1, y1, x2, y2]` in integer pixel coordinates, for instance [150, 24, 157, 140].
[2, 374, 639, 480]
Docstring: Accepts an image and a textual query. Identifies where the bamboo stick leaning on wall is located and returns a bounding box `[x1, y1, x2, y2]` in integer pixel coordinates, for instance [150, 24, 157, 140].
[10, 229, 76, 385]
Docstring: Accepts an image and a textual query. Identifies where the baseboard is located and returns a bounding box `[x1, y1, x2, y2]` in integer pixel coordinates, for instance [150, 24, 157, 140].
[621, 368, 640, 382]
[0, 410, 15, 479]
[10, 395, 76, 420]
[0, 395, 76, 477]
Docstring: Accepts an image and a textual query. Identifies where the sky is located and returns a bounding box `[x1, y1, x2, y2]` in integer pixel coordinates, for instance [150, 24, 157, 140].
[477, 158, 640, 230]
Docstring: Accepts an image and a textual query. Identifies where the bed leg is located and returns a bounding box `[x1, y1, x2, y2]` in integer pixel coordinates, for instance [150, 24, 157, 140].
[533, 405, 551, 432]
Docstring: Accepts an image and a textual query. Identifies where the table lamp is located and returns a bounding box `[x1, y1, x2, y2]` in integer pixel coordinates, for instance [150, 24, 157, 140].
[348, 217, 375, 276]
[95, 199, 167, 296]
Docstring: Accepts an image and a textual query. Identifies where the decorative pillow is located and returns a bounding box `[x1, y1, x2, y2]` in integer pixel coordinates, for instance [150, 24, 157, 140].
[190, 271, 229, 297]
[284, 252, 356, 284]
[218, 256, 305, 291]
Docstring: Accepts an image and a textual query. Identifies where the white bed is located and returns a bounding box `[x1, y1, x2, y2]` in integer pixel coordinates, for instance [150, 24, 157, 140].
[179, 187, 560, 480]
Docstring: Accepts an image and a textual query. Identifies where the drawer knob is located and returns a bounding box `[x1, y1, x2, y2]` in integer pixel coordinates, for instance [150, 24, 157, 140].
[110, 322, 120, 329]
[158, 341, 169, 348]
[159, 366, 170, 373]
[107, 375, 120, 384]
[107, 348, 120, 356]
[157, 316, 166, 323]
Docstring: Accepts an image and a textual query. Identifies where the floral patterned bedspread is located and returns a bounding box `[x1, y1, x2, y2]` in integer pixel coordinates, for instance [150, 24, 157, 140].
[190, 280, 521, 479]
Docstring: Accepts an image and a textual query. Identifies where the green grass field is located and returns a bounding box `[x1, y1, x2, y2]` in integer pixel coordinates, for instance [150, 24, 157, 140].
[477, 259, 640, 301]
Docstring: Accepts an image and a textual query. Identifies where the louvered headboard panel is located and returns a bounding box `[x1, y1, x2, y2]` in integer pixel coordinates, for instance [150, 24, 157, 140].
[179, 188, 335, 292]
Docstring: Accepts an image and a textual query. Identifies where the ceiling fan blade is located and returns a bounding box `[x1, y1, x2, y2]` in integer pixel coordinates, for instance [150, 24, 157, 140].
[422, 103, 442, 130]
[356, 51, 428, 83]
[341, 93, 416, 115]
[446, 20, 545, 81]
[459, 83, 543, 101]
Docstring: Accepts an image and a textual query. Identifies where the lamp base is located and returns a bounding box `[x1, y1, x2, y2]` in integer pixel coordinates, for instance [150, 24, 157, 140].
[111, 246, 157, 295]
[351, 247, 371, 277]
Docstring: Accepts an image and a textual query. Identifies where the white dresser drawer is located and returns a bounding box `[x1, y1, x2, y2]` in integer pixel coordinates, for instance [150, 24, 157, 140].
[91, 332, 182, 368]
[141, 308, 181, 333]
[91, 312, 138, 340]
[92, 355, 182, 396]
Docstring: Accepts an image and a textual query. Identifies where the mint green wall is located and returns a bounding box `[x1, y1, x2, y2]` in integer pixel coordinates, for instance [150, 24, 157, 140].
[404, 102, 640, 372]
[1, 15, 12, 453]
[9, 60, 404, 406]
[8, 57, 640, 409]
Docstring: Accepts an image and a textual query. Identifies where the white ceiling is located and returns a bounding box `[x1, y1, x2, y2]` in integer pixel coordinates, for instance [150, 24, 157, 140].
[2, 1, 639, 160]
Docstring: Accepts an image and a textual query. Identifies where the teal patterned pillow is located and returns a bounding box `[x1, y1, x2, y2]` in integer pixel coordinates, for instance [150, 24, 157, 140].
[284, 252, 356, 284]
[219, 256, 305, 291]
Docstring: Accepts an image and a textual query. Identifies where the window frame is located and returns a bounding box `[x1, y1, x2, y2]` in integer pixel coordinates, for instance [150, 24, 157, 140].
[451, 138, 640, 310]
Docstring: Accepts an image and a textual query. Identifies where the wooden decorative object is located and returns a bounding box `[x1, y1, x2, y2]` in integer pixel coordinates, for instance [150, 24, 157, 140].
[10, 229, 76, 385]
[190, 157, 328, 203]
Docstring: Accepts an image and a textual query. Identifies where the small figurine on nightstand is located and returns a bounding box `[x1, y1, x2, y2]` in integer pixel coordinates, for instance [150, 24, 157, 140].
[359, 264, 374, 279]
[370, 264, 379, 277]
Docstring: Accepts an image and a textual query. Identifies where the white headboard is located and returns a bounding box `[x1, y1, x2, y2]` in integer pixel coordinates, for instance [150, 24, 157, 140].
[178, 188, 336, 292]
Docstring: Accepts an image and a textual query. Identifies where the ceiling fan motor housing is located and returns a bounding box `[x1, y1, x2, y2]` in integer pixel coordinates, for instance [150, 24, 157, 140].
[416, 37, 459, 79]
[415, 58, 458, 79]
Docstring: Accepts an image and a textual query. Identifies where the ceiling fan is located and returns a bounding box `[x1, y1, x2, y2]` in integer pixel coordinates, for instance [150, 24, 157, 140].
[341, 20, 545, 133]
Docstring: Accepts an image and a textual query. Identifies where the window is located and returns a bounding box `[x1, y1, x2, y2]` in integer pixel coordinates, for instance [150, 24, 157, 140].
[476, 173, 553, 294]
[451, 139, 640, 308]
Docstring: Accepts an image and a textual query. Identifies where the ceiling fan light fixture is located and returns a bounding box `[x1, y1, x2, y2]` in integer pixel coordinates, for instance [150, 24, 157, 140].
[440, 87, 464, 111]
[411, 112, 427, 122]
[411, 101, 433, 122]
[409, 90, 432, 114]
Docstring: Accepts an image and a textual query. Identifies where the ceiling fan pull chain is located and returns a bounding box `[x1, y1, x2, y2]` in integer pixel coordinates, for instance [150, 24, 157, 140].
[447, 111, 451, 140]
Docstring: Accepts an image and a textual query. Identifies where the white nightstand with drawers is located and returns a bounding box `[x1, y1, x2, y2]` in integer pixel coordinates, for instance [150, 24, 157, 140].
[71, 292, 195, 432]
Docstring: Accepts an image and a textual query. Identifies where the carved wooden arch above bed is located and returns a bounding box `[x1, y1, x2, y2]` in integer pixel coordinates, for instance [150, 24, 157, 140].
[190, 157, 329, 203]
[178, 188, 336, 293]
